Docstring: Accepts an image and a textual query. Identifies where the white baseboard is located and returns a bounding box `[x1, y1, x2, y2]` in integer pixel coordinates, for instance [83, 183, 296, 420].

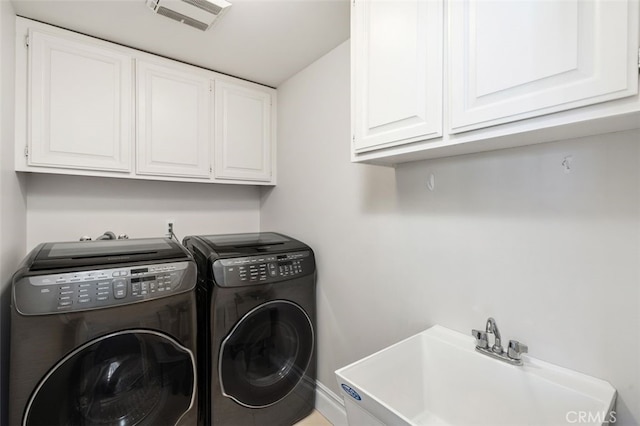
[315, 381, 348, 426]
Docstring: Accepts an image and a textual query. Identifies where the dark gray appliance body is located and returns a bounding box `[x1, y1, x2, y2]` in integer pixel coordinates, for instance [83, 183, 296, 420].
[9, 238, 199, 426]
[183, 233, 316, 426]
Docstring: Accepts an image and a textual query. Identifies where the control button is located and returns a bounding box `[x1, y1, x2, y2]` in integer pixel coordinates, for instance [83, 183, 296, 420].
[268, 263, 277, 277]
[58, 301, 72, 307]
[78, 298, 91, 304]
[97, 296, 109, 302]
[113, 279, 127, 299]
[120, 271, 129, 277]
[112, 271, 120, 277]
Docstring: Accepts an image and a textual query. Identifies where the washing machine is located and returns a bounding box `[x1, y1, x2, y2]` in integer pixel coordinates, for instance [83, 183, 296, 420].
[9, 237, 199, 426]
[183, 232, 316, 426]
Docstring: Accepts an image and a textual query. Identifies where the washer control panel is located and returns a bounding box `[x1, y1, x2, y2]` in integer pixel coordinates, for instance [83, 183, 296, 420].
[213, 251, 313, 287]
[14, 261, 193, 315]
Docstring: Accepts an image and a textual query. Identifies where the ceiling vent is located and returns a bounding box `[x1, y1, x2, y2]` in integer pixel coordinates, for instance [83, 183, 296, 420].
[146, 0, 232, 31]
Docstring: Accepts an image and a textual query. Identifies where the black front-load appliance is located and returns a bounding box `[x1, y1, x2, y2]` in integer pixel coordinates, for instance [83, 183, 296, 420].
[183, 232, 316, 426]
[9, 238, 199, 426]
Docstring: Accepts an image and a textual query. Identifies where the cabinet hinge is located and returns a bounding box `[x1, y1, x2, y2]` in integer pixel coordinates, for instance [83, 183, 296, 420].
[24, 146, 29, 157]
[209, 166, 212, 173]
[25, 35, 29, 48]
[637, 48, 640, 71]
[352, 135, 355, 145]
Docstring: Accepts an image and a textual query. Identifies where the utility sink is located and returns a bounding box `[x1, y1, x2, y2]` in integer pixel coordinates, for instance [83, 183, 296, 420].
[335, 325, 616, 426]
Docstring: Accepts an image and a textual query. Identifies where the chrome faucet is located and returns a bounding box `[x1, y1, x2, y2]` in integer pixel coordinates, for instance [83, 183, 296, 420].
[486, 317, 502, 354]
[472, 317, 528, 366]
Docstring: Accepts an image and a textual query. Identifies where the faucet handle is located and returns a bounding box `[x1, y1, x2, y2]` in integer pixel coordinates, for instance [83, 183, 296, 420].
[507, 340, 528, 360]
[472, 329, 488, 349]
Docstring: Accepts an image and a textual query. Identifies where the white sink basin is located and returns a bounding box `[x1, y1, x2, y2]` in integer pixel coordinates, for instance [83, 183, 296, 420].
[335, 325, 616, 426]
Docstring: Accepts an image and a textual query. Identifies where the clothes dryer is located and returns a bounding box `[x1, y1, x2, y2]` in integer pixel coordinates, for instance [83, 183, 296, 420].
[9, 238, 198, 426]
[183, 233, 316, 426]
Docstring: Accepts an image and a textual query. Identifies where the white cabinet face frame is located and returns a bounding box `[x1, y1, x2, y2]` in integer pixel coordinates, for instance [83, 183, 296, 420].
[448, 0, 640, 133]
[136, 59, 211, 179]
[28, 29, 133, 172]
[352, 0, 443, 153]
[214, 80, 273, 182]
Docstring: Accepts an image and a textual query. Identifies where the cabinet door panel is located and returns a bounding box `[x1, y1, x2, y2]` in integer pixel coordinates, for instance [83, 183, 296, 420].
[29, 30, 132, 171]
[136, 60, 211, 178]
[352, 0, 443, 153]
[449, 0, 639, 133]
[214, 80, 273, 182]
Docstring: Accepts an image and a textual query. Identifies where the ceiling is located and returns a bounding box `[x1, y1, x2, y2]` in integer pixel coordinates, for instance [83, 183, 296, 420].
[9, 0, 351, 87]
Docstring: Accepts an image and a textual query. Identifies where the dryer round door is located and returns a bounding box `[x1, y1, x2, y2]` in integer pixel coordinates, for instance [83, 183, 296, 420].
[23, 330, 195, 426]
[219, 300, 314, 408]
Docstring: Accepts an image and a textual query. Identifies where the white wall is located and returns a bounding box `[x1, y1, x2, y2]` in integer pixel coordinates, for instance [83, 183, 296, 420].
[25, 174, 261, 251]
[261, 41, 640, 424]
[0, 2, 26, 425]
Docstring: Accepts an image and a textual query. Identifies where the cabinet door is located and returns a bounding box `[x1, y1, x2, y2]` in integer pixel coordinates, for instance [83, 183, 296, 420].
[352, 0, 443, 153]
[214, 80, 273, 182]
[449, 0, 639, 133]
[136, 60, 211, 178]
[28, 30, 132, 172]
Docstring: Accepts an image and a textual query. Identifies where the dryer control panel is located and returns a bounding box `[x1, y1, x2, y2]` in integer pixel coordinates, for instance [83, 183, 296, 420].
[13, 261, 195, 315]
[213, 251, 314, 287]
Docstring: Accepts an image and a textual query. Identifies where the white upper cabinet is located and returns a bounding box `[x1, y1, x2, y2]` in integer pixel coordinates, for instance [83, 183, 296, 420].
[28, 29, 132, 172]
[352, 0, 443, 153]
[214, 79, 275, 182]
[351, 0, 639, 165]
[15, 18, 277, 185]
[449, 0, 639, 133]
[136, 59, 211, 178]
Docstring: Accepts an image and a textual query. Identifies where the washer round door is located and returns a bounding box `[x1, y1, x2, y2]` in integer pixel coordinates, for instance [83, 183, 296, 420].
[24, 330, 195, 426]
[219, 300, 314, 408]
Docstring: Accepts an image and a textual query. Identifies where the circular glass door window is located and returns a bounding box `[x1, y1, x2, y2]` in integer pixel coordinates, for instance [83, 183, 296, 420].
[24, 330, 195, 426]
[219, 300, 314, 408]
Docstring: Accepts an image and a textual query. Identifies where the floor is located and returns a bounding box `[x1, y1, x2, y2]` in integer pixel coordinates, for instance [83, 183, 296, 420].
[294, 410, 333, 426]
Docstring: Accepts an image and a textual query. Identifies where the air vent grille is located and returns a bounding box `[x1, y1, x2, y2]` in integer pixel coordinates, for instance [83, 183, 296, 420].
[181, 0, 223, 15]
[156, 6, 209, 31]
[147, 0, 231, 31]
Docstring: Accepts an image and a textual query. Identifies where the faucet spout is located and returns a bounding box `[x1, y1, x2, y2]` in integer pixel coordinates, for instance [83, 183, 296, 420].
[485, 317, 503, 354]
